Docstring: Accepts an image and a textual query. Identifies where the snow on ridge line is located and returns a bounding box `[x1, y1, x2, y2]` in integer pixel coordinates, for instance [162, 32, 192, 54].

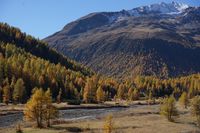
[105, 1, 190, 23]
[128, 1, 189, 16]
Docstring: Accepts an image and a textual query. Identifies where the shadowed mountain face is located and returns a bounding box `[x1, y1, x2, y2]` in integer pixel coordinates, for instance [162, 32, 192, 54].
[44, 2, 200, 79]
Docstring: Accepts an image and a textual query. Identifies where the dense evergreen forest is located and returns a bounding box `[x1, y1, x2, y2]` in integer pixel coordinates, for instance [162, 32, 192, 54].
[0, 23, 200, 104]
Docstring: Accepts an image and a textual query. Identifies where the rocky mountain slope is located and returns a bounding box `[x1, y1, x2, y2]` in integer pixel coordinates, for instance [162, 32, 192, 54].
[44, 2, 200, 79]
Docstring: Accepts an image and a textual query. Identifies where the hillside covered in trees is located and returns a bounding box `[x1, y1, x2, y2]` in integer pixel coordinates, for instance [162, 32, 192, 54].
[0, 23, 200, 105]
[0, 23, 92, 76]
[1, 1, 200, 132]
[44, 5, 200, 79]
[0, 23, 118, 104]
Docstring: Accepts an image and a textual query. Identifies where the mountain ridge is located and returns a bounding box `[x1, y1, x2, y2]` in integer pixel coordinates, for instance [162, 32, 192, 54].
[44, 2, 200, 79]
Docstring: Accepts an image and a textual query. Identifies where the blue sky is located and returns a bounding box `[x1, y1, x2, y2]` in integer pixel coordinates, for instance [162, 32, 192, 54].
[0, 0, 199, 39]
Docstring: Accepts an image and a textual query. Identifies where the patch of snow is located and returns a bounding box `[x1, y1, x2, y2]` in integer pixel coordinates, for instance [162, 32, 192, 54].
[167, 11, 181, 15]
[127, 1, 189, 16]
[105, 12, 130, 23]
[172, 1, 189, 12]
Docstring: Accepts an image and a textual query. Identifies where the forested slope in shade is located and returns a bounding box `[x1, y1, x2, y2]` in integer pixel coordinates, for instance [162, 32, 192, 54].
[0, 23, 92, 76]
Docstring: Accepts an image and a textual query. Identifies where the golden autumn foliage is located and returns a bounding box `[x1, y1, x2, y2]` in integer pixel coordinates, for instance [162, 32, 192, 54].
[96, 86, 105, 103]
[3, 85, 10, 105]
[13, 78, 26, 103]
[179, 92, 189, 109]
[83, 76, 98, 103]
[160, 96, 178, 122]
[191, 96, 200, 127]
[24, 88, 58, 128]
[44, 88, 58, 127]
[117, 84, 126, 100]
[104, 115, 114, 133]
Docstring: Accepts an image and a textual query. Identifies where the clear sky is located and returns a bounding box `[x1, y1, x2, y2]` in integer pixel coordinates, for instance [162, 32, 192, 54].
[0, 0, 199, 39]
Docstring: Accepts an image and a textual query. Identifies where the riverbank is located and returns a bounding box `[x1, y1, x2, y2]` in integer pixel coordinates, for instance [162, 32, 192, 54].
[54, 102, 129, 110]
[0, 101, 131, 129]
[0, 101, 129, 116]
[0, 104, 24, 116]
[1, 103, 199, 133]
[1, 100, 160, 118]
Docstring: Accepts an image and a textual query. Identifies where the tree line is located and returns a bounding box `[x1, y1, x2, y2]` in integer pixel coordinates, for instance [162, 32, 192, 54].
[120, 74, 200, 100]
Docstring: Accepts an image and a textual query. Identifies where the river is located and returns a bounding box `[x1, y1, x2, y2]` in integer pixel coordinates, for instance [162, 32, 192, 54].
[0, 107, 128, 128]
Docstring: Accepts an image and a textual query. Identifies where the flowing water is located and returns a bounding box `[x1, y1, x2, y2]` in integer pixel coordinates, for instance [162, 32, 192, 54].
[0, 107, 127, 128]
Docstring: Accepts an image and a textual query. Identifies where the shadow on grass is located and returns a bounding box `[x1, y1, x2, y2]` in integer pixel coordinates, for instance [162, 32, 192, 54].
[115, 125, 141, 130]
[128, 111, 160, 117]
[31, 125, 142, 133]
[51, 125, 101, 132]
[51, 126, 83, 132]
[171, 119, 197, 127]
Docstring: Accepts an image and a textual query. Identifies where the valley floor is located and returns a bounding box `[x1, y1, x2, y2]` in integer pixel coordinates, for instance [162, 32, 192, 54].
[0, 102, 199, 133]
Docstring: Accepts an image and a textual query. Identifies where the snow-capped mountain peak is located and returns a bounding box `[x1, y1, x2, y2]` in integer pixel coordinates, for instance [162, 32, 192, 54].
[171, 1, 189, 12]
[128, 1, 189, 16]
[101, 2, 190, 24]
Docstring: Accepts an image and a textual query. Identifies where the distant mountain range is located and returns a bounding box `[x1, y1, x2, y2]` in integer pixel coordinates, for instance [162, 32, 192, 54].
[44, 2, 200, 79]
